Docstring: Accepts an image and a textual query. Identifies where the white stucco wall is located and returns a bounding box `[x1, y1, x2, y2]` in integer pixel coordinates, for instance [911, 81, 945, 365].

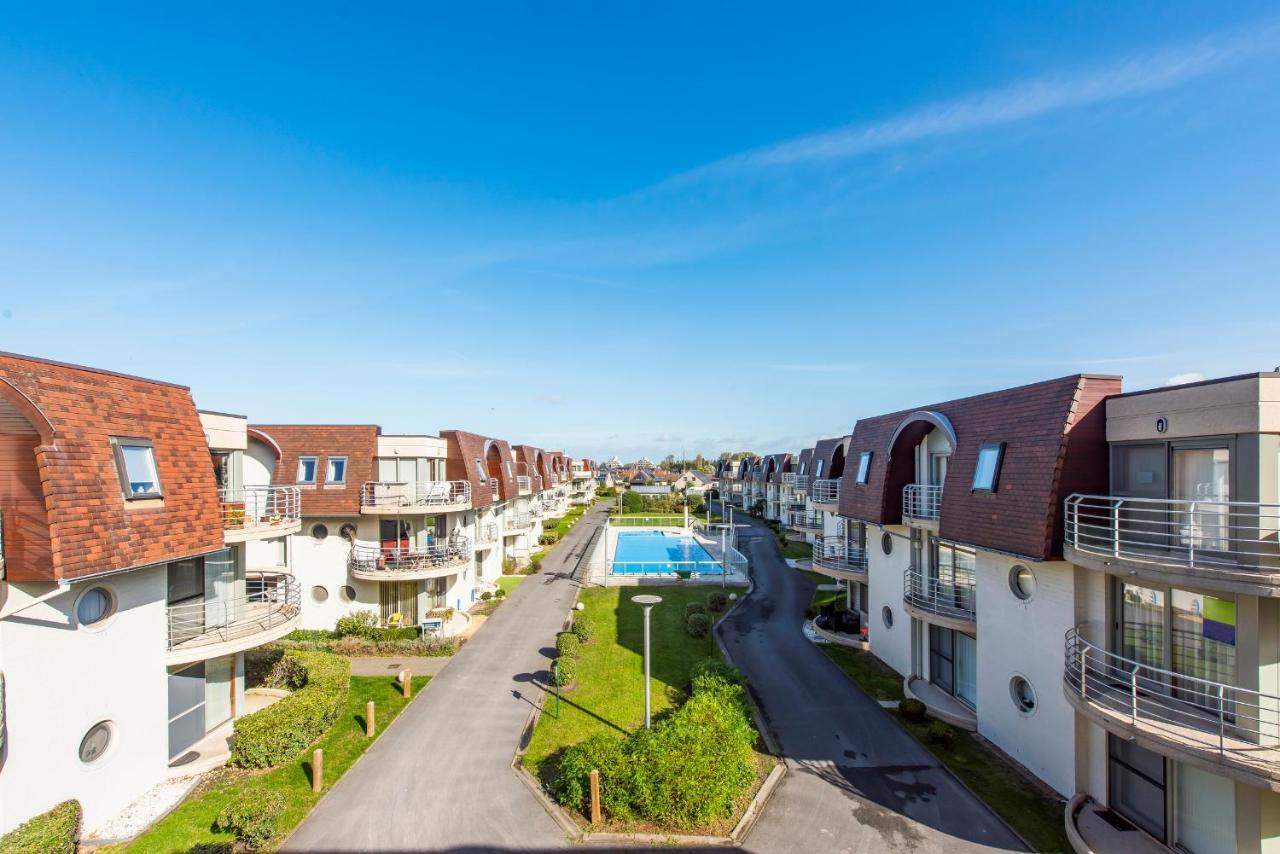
[0, 567, 168, 835]
[867, 524, 913, 677]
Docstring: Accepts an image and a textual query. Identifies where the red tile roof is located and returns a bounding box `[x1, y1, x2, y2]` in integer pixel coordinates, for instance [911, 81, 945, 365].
[441, 430, 507, 509]
[251, 424, 378, 517]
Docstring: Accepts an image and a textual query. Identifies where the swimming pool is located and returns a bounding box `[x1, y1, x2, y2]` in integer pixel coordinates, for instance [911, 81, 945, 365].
[611, 530, 723, 575]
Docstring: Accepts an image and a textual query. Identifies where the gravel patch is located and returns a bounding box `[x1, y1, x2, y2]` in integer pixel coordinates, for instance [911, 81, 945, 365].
[82, 774, 201, 844]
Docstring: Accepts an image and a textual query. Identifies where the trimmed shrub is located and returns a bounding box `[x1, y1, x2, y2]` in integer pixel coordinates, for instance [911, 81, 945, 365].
[480, 590, 493, 601]
[495, 587, 507, 598]
[684, 601, 707, 619]
[264, 652, 308, 691]
[551, 655, 578, 686]
[285, 628, 338, 642]
[539, 533, 560, 546]
[898, 697, 928, 722]
[321, 635, 455, 657]
[334, 609, 379, 639]
[245, 646, 284, 687]
[0, 799, 80, 853]
[555, 631, 580, 659]
[213, 790, 286, 850]
[690, 658, 743, 694]
[231, 651, 350, 768]
[686, 612, 712, 638]
[551, 733, 624, 812]
[570, 615, 596, 643]
[706, 590, 728, 613]
[924, 720, 958, 747]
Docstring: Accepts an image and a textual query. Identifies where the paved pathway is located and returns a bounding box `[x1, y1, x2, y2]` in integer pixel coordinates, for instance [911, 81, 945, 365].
[719, 508, 1026, 853]
[283, 506, 609, 852]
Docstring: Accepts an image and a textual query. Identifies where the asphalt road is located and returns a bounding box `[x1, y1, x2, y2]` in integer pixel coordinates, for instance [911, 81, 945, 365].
[282, 506, 609, 852]
[719, 507, 1027, 854]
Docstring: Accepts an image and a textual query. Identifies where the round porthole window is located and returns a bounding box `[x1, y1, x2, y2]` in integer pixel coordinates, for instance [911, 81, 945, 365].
[339, 523, 357, 542]
[1010, 675, 1037, 714]
[79, 720, 114, 764]
[881, 532, 893, 555]
[1009, 565, 1036, 601]
[339, 585, 356, 602]
[311, 523, 329, 542]
[311, 585, 329, 603]
[76, 585, 117, 629]
[882, 605, 894, 629]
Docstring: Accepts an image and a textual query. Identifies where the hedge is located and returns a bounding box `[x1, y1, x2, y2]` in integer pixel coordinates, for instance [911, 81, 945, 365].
[0, 799, 81, 853]
[555, 632, 580, 659]
[231, 651, 350, 768]
[570, 615, 596, 643]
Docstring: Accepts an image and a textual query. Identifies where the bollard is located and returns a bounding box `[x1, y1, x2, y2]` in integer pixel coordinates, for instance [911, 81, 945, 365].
[366, 700, 376, 737]
[312, 748, 323, 793]
[589, 769, 602, 824]
[402, 668, 412, 698]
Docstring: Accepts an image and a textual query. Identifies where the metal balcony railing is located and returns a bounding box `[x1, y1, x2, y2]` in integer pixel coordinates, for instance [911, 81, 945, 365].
[1064, 626, 1280, 775]
[811, 479, 841, 504]
[903, 484, 943, 521]
[167, 571, 300, 651]
[360, 480, 471, 510]
[219, 485, 301, 532]
[813, 536, 868, 574]
[788, 511, 823, 530]
[505, 513, 533, 530]
[348, 538, 471, 576]
[475, 523, 499, 544]
[1064, 494, 1280, 581]
[490, 480, 501, 499]
[904, 566, 976, 622]
[530, 501, 544, 517]
[516, 475, 532, 494]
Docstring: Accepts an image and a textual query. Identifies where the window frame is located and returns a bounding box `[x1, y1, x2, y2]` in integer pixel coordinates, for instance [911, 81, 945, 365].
[855, 450, 872, 485]
[971, 442, 1005, 493]
[326, 455, 348, 485]
[475, 458, 487, 483]
[110, 436, 163, 501]
[296, 455, 319, 485]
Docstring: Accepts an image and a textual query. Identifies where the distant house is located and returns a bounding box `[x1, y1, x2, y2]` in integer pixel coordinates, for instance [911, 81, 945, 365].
[672, 469, 714, 495]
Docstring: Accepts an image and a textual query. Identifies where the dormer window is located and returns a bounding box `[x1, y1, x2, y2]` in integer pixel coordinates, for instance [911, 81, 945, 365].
[972, 442, 1005, 492]
[856, 451, 872, 485]
[327, 456, 347, 484]
[111, 437, 162, 499]
[297, 456, 318, 484]
[476, 458, 487, 482]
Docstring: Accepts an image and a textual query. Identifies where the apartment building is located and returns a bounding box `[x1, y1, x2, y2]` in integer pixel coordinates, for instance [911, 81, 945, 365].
[784, 446, 822, 543]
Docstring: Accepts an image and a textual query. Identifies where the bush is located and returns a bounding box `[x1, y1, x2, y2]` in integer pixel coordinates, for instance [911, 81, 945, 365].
[0, 800, 80, 853]
[551, 733, 624, 812]
[924, 720, 958, 747]
[264, 652, 309, 690]
[503, 557, 518, 574]
[334, 609, 380, 639]
[690, 658, 743, 694]
[686, 612, 711, 638]
[706, 591, 728, 613]
[495, 587, 507, 599]
[684, 601, 707, 619]
[480, 590, 493, 601]
[231, 651, 350, 768]
[898, 697, 928, 722]
[245, 646, 285, 687]
[571, 615, 596, 643]
[555, 631, 580, 659]
[529, 553, 545, 572]
[552, 655, 578, 686]
[320, 635, 455, 657]
[539, 532, 560, 546]
[213, 790, 286, 850]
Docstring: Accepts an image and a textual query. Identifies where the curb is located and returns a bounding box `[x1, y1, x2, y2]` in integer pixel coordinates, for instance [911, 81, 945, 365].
[1064, 793, 1092, 854]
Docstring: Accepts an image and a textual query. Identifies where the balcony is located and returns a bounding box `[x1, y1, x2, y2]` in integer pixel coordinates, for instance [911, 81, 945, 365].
[1064, 494, 1280, 596]
[530, 502, 544, 518]
[505, 513, 533, 532]
[219, 486, 302, 542]
[788, 511, 823, 531]
[347, 539, 471, 581]
[902, 484, 942, 523]
[1063, 627, 1280, 790]
[490, 480, 501, 500]
[166, 571, 301, 665]
[903, 566, 976, 630]
[811, 479, 840, 505]
[475, 523, 499, 545]
[516, 475, 532, 495]
[360, 480, 471, 513]
[812, 536, 868, 579]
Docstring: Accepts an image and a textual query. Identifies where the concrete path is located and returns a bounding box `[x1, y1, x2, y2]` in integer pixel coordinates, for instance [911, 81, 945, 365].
[282, 506, 610, 852]
[719, 508, 1026, 853]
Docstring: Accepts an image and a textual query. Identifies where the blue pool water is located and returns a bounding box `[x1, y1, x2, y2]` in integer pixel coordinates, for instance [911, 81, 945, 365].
[611, 530, 722, 575]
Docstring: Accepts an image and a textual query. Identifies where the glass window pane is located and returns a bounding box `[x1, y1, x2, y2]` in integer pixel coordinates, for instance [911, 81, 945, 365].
[121, 444, 160, 495]
[1109, 735, 1166, 841]
[1173, 448, 1231, 552]
[1175, 763, 1235, 854]
[327, 457, 346, 483]
[1121, 583, 1165, 669]
[955, 633, 978, 709]
[1171, 589, 1235, 695]
[856, 451, 871, 484]
[297, 457, 317, 483]
[973, 445, 999, 490]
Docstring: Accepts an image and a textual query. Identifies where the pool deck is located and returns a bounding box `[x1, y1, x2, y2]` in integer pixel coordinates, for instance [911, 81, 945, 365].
[593, 524, 750, 586]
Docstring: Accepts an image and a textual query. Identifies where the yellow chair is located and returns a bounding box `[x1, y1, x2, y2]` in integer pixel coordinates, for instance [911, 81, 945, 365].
[386, 612, 403, 629]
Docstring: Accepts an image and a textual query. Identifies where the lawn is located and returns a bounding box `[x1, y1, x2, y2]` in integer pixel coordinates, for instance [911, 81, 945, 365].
[779, 539, 813, 560]
[114, 675, 428, 852]
[522, 585, 718, 778]
[496, 575, 525, 595]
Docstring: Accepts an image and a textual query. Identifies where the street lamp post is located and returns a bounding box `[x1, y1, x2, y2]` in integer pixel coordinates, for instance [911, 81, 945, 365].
[631, 594, 663, 728]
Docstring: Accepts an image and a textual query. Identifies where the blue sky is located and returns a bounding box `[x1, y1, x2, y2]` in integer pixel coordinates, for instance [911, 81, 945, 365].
[1, 4, 1279, 462]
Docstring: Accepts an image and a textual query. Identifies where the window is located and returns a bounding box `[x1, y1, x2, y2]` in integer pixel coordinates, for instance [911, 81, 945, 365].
[882, 605, 894, 629]
[1010, 675, 1036, 714]
[815, 460, 825, 478]
[339, 585, 356, 602]
[311, 585, 329, 603]
[79, 720, 114, 763]
[111, 437, 162, 499]
[1009, 565, 1035, 600]
[297, 456, 318, 484]
[972, 442, 1005, 492]
[76, 586, 117, 628]
[327, 456, 347, 484]
[270, 537, 287, 566]
[311, 523, 329, 542]
[339, 523, 357, 542]
[881, 531, 894, 555]
[476, 458, 487, 482]
[856, 451, 872, 485]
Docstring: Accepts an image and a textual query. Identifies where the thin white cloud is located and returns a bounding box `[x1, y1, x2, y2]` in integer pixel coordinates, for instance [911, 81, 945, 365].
[1166, 372, 1207, 386]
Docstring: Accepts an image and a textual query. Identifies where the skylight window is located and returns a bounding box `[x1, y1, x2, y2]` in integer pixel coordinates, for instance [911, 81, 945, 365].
[972, 443, 1005, 492]
[112, 438, 162, 499]
[815, 460, 825, 478]
[297, 456, 318, 484]
[476, 458, 487, 482]
[856, 451, 872, 485]
[327, 456, 347, 484]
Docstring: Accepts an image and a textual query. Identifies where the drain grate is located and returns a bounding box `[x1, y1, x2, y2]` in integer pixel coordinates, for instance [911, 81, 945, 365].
[1095, 808, 1136, 832]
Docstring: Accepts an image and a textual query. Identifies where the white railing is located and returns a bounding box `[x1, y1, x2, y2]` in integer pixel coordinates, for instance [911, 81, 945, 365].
[505, 513, 533, 530]
[475, 523, 499, 544]
[811, 479, 841, 504]
[904, 565, 976, 622]
[219, 485, 301, 532]
[530, 502, 544, 517]
[903, 484, 943, 521]
[1065, 494, 1280, 581]
[490, 481, 501, 499]
[360, 480, 471, 509]
[167, 571, 300, 650]
[348, 538, 471, 575]
[813, 536, 867, 574]
[609, 515, 687, 528]
[788, 511, 823, 530]
[1064, 626, 1280, 771]
[516, 475, 532, 494]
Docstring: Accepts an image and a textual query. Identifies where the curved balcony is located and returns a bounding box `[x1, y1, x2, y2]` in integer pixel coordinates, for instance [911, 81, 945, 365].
[516, 475, 532, 494]
[475, 523, 499, 546]
[788, 511, 823, 532]
[812, 536, 868, 580]
[811, 479, 840, 505]
[219, 486, 302, 542]
[902, 484, 942, 523]
[360, 480, 471, 514]
[1064, 494, 1280, 596]
[504, 513, 534, 532]
[530, 502, 544, 518]
[1063, 627, 1280, 791]
[166, 571, 301, 666]
[903, 566, 976, 631]
[347, 539, 471, 581]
